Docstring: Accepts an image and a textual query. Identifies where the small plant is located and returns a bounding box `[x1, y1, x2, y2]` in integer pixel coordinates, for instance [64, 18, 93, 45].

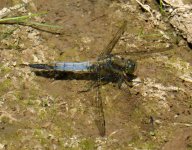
[159, 0, 165, 14]
[0, 12, 62, 34]
[0, 27, 18, 39]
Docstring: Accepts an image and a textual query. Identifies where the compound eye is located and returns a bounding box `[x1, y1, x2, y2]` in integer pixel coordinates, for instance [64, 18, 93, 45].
[126, 60, 136, 74]
[131, 63, 135, 68]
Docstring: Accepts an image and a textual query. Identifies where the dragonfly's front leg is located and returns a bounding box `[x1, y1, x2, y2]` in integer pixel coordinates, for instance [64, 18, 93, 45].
[117, 73, 133, 89]
[117, 75, 124, 89]
[124, 79, 133, 88]
[122, 72, 134, 88]
[107, 65, 133, 88]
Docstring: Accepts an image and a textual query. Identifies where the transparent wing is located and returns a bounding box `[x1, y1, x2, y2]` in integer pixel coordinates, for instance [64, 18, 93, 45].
[98, 20, 127, 60]
[93, 72, 106, 136]
[113, 44, 174, 58]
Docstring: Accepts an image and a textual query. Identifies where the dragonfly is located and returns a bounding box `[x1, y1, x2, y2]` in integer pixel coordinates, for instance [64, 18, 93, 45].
[27, 20, 137, 136]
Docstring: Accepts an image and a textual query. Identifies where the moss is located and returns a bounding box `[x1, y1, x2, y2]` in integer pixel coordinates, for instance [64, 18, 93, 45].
[79, 139, 95, 150]
[142, 142, 158, 149]
[0, 79, 12, 95]
[131, 107, 146, 122]
[25, 99, 36, 106]
[187, 144, 192, 150]
[33, 129, 49, 145]
[0, 115, 11, 124]
[0, 66, 12, 76]
[129, 140, 158, 150]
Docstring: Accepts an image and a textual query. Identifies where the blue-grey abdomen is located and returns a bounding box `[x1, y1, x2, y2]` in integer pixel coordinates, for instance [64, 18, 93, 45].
[54, 62, 91, 71]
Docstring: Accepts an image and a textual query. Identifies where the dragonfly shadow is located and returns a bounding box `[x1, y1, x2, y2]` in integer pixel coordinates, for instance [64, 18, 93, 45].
[33, 70, 137, 84]
[33, 70, 97, 81]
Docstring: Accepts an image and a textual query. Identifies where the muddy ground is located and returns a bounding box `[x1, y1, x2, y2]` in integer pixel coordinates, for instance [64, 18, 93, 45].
[0, 0, 192, 149]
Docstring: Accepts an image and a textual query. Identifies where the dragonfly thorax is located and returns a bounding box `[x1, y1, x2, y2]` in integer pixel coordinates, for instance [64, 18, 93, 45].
[99, 56, 136, 75]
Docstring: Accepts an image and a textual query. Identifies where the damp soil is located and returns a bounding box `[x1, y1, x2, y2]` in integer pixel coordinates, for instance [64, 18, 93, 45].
[0, 0, 192, 149]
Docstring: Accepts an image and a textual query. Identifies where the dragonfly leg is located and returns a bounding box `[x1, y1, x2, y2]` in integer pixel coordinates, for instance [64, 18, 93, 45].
[117, 76, 124, 89]
[117, 73, 133, 89]
[124, 79, 133, 88]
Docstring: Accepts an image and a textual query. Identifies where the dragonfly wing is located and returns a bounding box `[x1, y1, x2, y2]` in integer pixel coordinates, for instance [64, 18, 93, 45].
[93, 72, 106, 136]
[113, 44, 174, 57]
[98, 20, 127, 60]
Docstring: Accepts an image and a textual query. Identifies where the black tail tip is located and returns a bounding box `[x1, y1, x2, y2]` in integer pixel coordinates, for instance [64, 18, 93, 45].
[28, 64, 53, 70]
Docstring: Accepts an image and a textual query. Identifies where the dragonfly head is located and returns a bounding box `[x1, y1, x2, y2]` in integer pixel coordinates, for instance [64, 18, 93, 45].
[124, 59, 137, 74]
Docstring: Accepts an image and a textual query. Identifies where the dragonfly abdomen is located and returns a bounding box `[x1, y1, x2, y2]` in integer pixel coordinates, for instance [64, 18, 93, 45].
[29, 64, 54, 70]
[54, 62, 92, 72]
